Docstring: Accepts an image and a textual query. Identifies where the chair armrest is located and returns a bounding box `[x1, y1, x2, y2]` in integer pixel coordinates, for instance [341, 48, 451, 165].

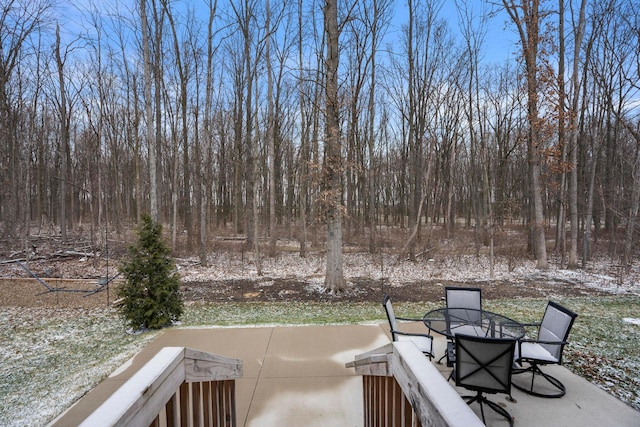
[519, 338, 568, 346]
[395, 316, 423, 322]
[391, 329, 434, 340]
[518, 322, 541, 340]
[520, 322, 541, 327]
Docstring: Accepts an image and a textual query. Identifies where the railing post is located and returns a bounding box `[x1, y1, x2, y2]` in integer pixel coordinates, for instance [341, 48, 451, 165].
[348, 342, 484, 427]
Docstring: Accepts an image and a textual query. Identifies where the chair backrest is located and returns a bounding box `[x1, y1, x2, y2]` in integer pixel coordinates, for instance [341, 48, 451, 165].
[445, 286, 482, 325]
[538, 301, 578, 362]
[382, 295, 399, 341]
[455, 334, 516, 395]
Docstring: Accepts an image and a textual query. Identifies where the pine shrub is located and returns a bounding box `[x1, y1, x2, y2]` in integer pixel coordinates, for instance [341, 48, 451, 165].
[117, 215, 184, 330]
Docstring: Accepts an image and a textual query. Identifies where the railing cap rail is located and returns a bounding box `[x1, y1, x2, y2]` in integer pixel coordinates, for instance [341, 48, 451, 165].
[348, 342, 484, 427]
[79, 346, 242, 427]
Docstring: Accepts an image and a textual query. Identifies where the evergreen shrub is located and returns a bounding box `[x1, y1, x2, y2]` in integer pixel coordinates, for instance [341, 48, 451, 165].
[117, 215, 183, 330]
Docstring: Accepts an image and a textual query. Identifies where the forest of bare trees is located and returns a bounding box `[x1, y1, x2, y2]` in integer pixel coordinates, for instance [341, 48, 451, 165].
[1, 0, 639, 279]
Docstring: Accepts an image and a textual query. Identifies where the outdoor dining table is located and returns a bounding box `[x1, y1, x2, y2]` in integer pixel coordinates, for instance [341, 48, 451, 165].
[423, 307, 526, 368]
[423, 307, 526, 340]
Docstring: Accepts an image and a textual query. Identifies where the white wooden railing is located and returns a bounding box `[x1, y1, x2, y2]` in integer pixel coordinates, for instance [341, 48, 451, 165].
[80, 347, 242, 427]
[347, 342, 483, 427]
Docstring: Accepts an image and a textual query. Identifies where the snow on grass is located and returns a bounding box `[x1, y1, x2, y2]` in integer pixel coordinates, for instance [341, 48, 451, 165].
[562, 297, 640, 410]
[0, 307, 158, 426]
[3, 297, 639, 424]
[179, 252, 640, 295]
[2, 253, 639, 425]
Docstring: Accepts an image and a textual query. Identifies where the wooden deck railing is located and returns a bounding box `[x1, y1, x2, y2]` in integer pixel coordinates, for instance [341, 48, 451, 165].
[347, 342, 484, 427]
[80, 347, 242, 427]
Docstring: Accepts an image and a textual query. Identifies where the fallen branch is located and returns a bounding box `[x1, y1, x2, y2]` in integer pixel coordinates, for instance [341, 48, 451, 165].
[61, 250, 96, 258]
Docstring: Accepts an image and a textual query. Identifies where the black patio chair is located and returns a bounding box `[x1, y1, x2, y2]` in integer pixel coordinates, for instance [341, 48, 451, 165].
[382, 295, 434, 359]
[512, 301, 578, 398]
[455, 334, 516, 426]
[440, 286, 482, 367]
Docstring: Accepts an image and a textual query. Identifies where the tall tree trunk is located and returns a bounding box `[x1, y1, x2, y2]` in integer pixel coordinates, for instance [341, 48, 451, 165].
[140, 0, 158, 221]
[55, 24, 70, 242]
[556, 0, 567, 258]
[367, 0, 387, 254]
[323, 0, 344, 293]
[200, 0, 218, 266]
[241, 1, 255, 245]
[503, 0, 548, 269]
[298, 0, 308, 257]
[567, 0, 588, 268]
[233, 82, 244, 235]
[266, 0, 277, 257]
[406, 0, 418, 261]
[163, 0, 191, 248]
[153, 1, 164, 221]
[310, 13, 324, 249]
[190, 34, 205, 265]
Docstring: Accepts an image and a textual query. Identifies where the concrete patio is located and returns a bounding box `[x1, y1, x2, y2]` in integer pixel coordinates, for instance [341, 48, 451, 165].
[51, 322, 639, 426]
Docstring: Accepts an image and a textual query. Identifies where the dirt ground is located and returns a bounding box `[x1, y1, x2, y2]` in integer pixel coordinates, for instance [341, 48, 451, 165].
[180, 275, 610, 302]
[0, 230, 615, 309]
[0, 268, 609, 309]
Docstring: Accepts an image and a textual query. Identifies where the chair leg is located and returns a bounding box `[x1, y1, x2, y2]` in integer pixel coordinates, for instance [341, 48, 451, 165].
[478, 397, 487, 424]
[512, 363, 567, 398]
[446, 341, 455, 367]
[462, 392, 481, 406]
[438, 341, 455, 366]
[481, 395, 514, 427]
[464, 392, 513, 427]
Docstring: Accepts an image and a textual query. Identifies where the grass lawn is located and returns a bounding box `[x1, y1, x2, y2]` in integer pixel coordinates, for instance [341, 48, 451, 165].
[1, 295, 638, 426]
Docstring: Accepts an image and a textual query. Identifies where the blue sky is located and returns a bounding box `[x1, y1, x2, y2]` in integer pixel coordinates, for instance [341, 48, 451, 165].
[56, 0, 519, 65]
[389, 1, 519, 65]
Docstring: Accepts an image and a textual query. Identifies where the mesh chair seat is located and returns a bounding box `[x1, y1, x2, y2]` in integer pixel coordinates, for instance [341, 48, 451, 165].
[513, 301, 577, 398]
[449, 324, 485, 337]
[518, 342, 560, 363]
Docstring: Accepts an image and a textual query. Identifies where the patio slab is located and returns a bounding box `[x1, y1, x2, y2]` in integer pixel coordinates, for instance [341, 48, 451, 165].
[50, 323, 639, 427]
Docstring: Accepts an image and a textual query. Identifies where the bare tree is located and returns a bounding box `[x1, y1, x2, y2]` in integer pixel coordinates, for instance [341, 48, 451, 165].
[199, 0, 219, 266]
[53, 23, 74, 242]
[587, 0, 637, 260]
[502, 0, 549, 269]
[455, 0, 490, 259]
[566, 0, 588, 268]
[0, 0, 52, 238]
[6, 0, 640, 277]
[139, 0, 158, 221]
[614, 1, 640, 269]
[297, 0, 309, 257]
[364, 0, 393, 253]
[323, 0, 345, 293]
[406, 0, 419, 261]
[162, 0, 194, 248]
[396, 0, 446, 261]
[230, 0, 260, 246]
[266, 0, 276, 257]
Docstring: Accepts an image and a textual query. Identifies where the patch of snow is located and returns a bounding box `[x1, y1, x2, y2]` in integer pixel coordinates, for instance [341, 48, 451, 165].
[177, 252, 640, 295]
[623, 318, 640, 326]
[304, 282, 325, 295]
